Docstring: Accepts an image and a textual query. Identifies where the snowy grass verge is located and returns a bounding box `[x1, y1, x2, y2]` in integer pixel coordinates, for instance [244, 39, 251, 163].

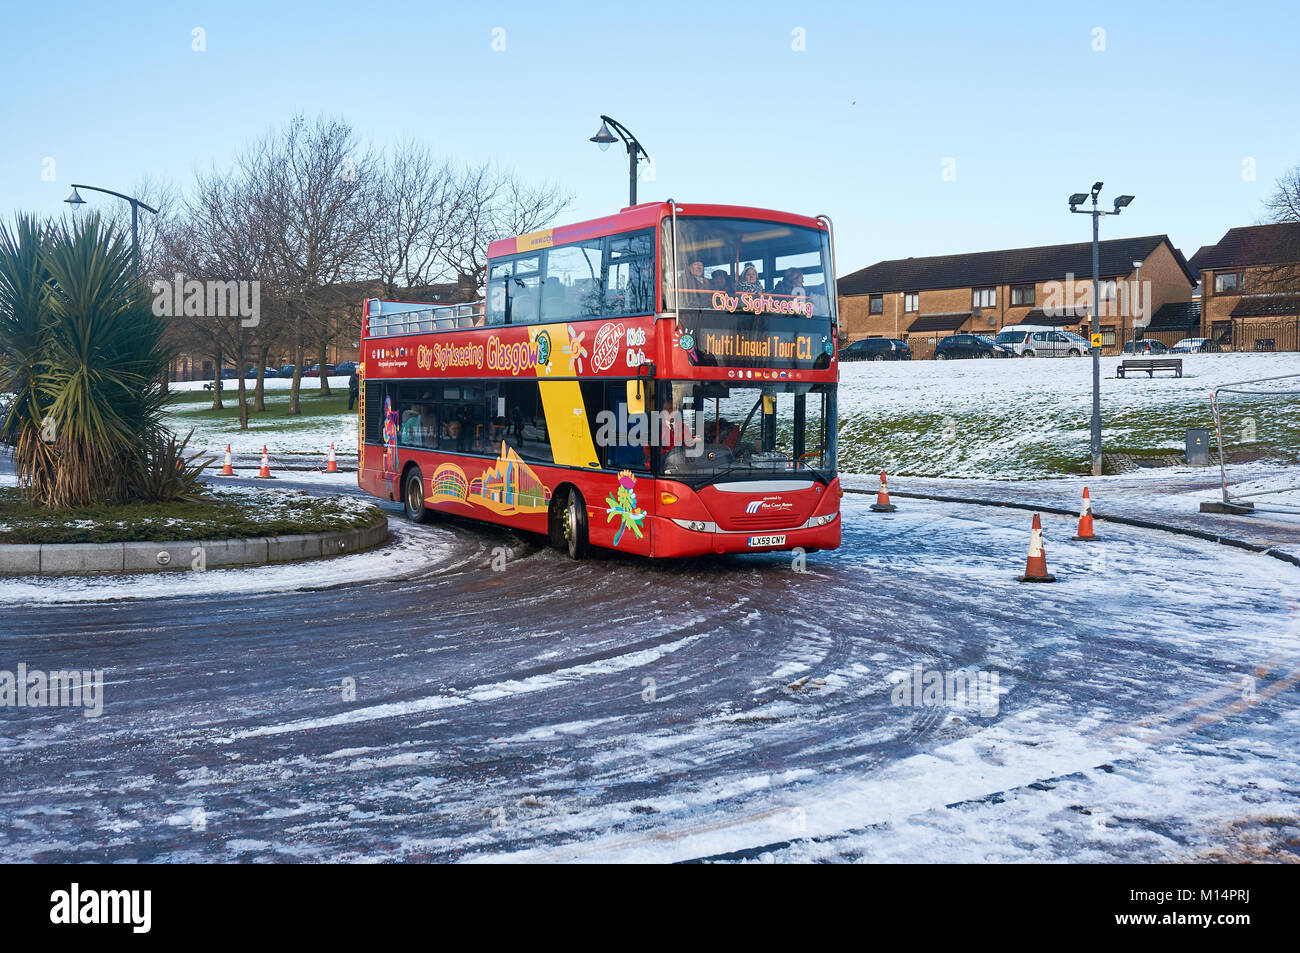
[0, 486, 382, 544]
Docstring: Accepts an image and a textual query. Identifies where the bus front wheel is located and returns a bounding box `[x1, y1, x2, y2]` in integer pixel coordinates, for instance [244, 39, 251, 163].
[404, 466, 435, 524]
[560, 488, 590, 560]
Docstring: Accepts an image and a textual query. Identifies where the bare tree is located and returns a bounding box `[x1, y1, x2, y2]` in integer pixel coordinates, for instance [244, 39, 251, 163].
[365, 142, 460, 297]
[443, 164, 572, 295]
[252, 115, 376, 412]
[1256, 164, 1300, 296]
[161, 161, 276, 428]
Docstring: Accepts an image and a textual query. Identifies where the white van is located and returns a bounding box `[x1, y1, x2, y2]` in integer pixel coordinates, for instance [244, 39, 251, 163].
[993, 325, 1090, 357]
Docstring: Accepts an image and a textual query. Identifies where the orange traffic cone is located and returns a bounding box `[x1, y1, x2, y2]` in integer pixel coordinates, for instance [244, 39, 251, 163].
[256, 446, 272, 479]
[870, 469, 897, 512]
[326, 443, 338, 473]
[1019, 513, 1057, 583]
[220, 444, 234, 476]
[1072, 487, 1099, 541]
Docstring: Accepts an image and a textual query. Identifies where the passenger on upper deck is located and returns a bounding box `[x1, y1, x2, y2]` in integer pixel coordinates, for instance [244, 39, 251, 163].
[709, 270, 732, 292]
[775, 268, 807, 299]
[679, 258, 710, 300]
[736, 264, 763, 294]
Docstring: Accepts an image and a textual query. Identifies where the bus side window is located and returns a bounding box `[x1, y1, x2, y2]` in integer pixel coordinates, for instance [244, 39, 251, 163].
[605, 230, 654, 316]
[498, 380, 553, 464]
[600, 382, 649, 471]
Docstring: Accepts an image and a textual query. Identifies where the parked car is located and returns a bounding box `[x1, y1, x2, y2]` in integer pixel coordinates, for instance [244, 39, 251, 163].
[1169, 337, 1217, 354]
[1121, 340, 1169, 356]
[245, 366, 280, 379]
[994, 325, 1089, 357]
[303, 363, 336, 378]
[333, 361, 358, 375]
[840, 338, 912, 362]
[279, 365, 297, 377]
[934, 334, 1015, 360]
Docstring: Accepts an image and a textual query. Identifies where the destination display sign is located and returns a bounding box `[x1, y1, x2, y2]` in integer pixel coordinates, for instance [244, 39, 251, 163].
[676, 310, 833, 370]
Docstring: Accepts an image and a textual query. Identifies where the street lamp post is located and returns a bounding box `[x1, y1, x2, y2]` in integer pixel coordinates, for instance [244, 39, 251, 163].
[64, 184, 159, 284]
[589, 116, 650, 207]
[1069, 183, 1134, 477]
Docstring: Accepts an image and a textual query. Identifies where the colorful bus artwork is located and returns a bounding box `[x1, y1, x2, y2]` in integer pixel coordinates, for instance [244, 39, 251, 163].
[358, 201, 841, 559]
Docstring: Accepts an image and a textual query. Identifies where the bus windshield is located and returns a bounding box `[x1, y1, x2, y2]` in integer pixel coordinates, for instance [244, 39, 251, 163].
[654, 380, 835, 483]
[666, 216, 835, 369]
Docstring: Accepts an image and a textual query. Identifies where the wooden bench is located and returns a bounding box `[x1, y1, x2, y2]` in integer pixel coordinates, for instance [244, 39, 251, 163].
[1117, 358, 1182, 378]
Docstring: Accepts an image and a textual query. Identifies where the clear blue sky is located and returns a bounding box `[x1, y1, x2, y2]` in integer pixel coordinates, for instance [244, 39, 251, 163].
[2, 0, 1297, 273]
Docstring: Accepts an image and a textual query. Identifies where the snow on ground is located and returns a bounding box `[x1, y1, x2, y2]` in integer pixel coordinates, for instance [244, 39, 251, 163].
[838, 351, 1300, 479]
[169, 375, 352, 394]
[3, 494, 1298, 862]
[0, 518, 454, 605]
[165, 377, 355, 460]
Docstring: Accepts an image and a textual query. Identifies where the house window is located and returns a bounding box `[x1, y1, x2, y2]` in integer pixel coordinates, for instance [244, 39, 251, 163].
[1101, 326, 1116, 347]
[869, 294, 883, 314]
[1010, 285, 1035, 307]
[904, 292, 918, 313]
[1213, 272, 1240, 294]
[972, 287, 996, 309]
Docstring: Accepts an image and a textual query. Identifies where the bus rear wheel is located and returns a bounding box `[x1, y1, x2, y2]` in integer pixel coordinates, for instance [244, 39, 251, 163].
[404, 466, 435, 524]
[558, 488, 590, 560]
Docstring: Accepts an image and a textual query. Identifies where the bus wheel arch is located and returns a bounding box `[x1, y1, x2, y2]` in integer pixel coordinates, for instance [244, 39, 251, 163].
[550, 483, 590, 559]
[402, 462, 435, 523]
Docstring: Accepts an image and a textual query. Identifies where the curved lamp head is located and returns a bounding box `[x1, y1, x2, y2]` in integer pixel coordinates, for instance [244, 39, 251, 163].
[589, 120, 616, 152]
[64, 187, 85, 207]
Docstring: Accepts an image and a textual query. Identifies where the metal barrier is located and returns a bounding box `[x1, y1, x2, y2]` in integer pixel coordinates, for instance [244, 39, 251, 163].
[367, 301, 485, 338]
[1210, 372, 1300, 514]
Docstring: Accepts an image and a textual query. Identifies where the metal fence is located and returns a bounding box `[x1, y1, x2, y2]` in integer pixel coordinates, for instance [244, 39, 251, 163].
[366, 301, 485, 338]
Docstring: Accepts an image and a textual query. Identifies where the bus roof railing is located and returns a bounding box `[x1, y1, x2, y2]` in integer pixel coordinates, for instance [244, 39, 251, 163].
[366, 299, 485, 337]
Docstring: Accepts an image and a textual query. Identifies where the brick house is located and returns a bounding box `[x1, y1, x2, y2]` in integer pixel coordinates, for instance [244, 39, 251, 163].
[1187, 222, 1300, 352]
[837, 236, 1197, 358]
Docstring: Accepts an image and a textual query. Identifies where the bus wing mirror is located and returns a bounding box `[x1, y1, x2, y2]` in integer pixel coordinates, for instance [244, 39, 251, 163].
[626, 379, 646, 415]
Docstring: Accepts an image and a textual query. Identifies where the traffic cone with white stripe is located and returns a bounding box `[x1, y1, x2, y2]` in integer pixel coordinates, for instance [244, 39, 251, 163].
[1072, 487, 1099, 541]
[326, 443, 338, 473]
[870, 469, 897, 512]
[256, 446, 272, 479]
[1019, 513, 1057, 583]
[220, 444, 234, 476]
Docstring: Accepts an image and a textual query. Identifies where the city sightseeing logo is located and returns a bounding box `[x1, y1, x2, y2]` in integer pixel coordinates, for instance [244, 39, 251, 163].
[711, 290, 814, 318]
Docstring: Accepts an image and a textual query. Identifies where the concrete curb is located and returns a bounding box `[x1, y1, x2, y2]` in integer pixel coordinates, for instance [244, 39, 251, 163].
[844, 488, 1300, 568]
[0, 517, 390, 576]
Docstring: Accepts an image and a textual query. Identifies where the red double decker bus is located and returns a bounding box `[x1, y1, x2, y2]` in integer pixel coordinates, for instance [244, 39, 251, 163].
[358, 200, 841, 559]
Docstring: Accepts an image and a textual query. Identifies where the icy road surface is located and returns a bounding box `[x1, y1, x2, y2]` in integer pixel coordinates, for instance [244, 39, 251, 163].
[2, 491, 1299, 863]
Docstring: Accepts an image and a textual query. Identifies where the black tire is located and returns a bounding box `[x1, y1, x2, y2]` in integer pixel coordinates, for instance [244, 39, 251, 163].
[872, 354, 885, 362]
[403, 466, 434, 523]
[560, 487, 590, 559]
[1023, 349, 1036, 358]
[1069, 348, 1082, 357]
[980, 351, 992, 359]
[935, 352, 948, 361]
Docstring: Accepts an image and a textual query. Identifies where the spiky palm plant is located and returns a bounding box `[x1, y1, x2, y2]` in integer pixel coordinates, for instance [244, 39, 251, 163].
[40, 214, 176, 506]
[0, 215, 57, 503]
[1, 213, 198, 507]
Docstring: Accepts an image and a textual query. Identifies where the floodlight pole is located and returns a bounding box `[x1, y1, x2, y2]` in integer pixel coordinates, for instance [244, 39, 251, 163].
[1070, 185, 1132, 477]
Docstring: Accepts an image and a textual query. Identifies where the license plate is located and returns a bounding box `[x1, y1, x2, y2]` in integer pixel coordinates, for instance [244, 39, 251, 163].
[748, 535, 786, 547]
